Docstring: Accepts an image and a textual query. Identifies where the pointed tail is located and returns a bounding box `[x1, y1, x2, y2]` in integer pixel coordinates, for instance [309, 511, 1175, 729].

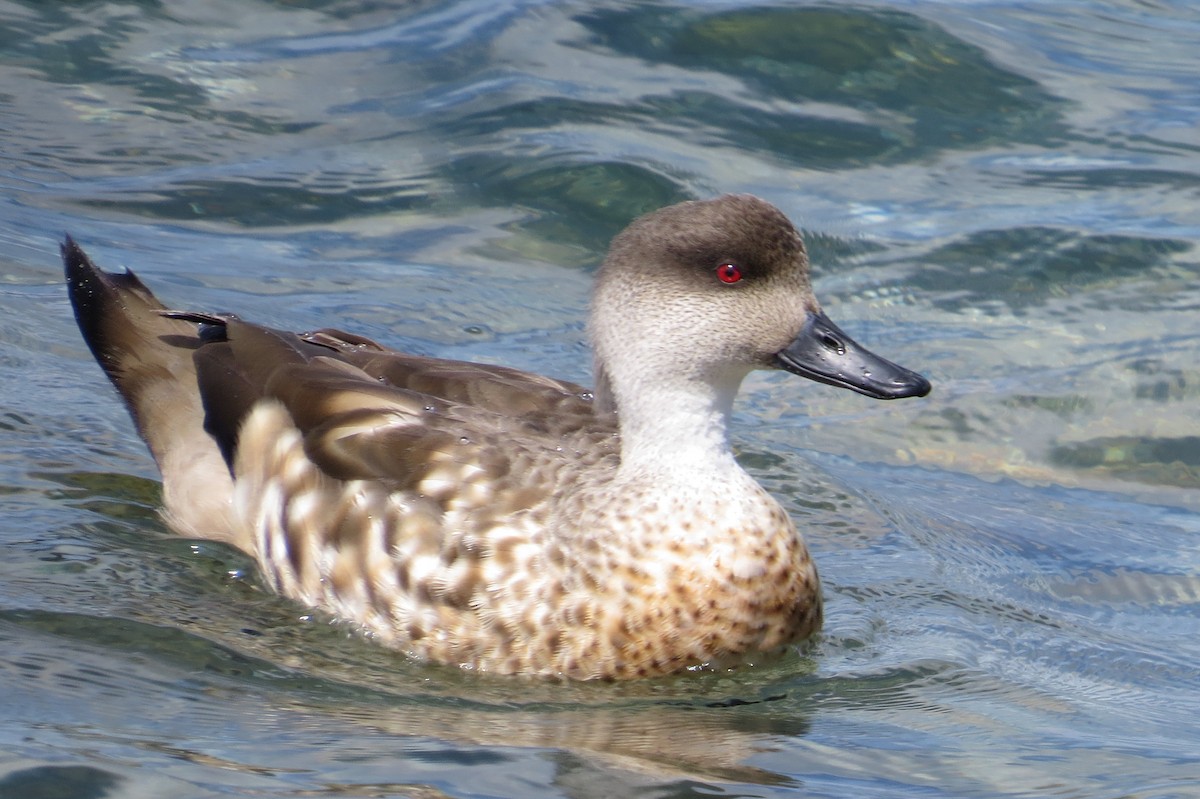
[63, 237, 236, 541]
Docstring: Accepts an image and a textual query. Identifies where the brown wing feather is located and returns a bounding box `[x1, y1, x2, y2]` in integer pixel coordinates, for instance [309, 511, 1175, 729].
[301, 328, 597, 414]
[193, 320, 612, 509]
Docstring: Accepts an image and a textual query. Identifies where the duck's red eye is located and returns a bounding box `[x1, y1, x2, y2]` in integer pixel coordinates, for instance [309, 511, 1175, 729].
[716, 262, 742, 284]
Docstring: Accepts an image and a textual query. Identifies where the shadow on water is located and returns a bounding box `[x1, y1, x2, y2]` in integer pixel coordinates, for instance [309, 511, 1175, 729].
[897, 227, 1195, 316]
[1050, 434, 1200, 489]
[0, 765, 123, 799]
[576, 4, 1068, 158]
[443, 157, 692, 264]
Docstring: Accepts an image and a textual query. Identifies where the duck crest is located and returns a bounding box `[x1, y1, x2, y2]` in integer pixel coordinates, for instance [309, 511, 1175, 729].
[63, 195, 929, 680]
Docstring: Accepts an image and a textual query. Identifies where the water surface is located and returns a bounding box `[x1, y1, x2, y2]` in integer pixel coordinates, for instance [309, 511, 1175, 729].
[1, 1, 1198, 797]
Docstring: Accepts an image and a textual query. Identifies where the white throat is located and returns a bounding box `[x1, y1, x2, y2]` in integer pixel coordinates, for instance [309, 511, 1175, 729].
[606, 364, 751, 482]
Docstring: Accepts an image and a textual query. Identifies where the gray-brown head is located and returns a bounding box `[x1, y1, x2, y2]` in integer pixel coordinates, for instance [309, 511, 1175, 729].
[589, 195, 930, 425]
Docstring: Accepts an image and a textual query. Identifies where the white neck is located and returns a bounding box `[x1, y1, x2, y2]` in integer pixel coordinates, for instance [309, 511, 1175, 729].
[593, 361, 792, 569]
[604, 364, 751, 482]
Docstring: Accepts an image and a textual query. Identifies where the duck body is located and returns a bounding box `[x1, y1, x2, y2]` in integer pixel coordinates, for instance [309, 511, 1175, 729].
[64, 195, 929, 679]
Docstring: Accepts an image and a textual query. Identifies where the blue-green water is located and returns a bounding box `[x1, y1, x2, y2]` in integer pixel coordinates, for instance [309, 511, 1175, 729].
[2, 1, 1199, 797]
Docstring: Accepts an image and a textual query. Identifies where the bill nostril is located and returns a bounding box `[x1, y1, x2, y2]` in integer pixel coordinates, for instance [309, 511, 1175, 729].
[820, 333, 844, 354]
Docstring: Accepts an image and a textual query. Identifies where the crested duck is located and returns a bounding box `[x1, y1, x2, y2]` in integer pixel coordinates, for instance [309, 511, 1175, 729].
[63, 194, 930, 679]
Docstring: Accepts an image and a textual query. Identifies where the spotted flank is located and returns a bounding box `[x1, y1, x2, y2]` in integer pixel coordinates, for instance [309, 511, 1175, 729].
[63, 194, 930, 679]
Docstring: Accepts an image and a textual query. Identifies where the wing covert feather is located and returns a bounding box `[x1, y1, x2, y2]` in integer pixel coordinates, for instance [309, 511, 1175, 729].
[193, 320, 614, 509]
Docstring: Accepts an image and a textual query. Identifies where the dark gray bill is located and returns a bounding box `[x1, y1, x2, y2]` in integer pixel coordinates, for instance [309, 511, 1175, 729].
[774, 311, 931, 400]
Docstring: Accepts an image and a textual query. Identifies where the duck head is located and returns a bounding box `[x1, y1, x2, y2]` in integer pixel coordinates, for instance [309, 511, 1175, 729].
[589, 194, 930, 419]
